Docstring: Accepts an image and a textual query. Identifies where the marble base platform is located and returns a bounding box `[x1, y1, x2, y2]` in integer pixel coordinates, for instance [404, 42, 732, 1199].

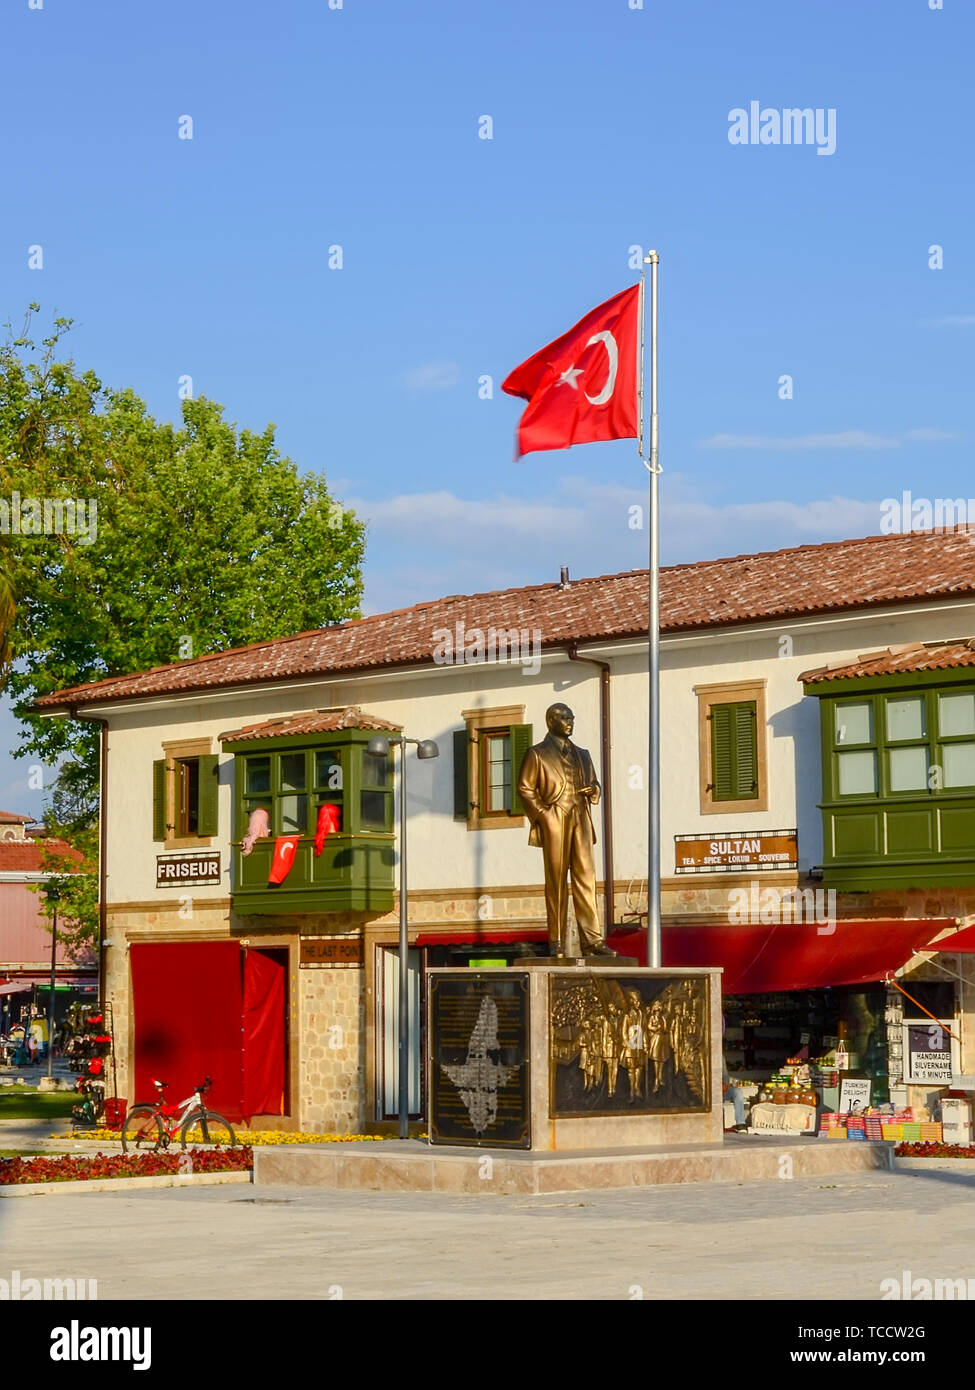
[253, 1135, 893, 1196]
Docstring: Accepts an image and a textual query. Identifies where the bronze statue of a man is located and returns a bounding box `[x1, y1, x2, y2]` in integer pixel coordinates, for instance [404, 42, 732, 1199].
[517, 703, 614, 958]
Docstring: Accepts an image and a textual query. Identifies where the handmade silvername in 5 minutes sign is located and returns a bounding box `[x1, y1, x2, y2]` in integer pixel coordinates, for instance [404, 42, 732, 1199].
[156, 852, 221, 887]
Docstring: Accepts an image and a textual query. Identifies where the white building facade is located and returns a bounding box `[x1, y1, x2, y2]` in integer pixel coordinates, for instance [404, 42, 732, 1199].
[36, 529, 975, 1131]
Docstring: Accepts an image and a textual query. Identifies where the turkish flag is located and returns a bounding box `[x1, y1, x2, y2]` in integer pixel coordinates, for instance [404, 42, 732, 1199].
[268, 835, 301, 885]
[502, 285, 640, 458]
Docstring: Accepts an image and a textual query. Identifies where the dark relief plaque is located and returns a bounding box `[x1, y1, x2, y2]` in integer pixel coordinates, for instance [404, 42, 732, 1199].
[550, 974, 711, 1118]
[429, 974, 531, 1148]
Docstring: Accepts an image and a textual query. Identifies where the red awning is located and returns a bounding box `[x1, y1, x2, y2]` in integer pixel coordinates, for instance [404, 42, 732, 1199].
[925, 923, 975, 954]
[606, 919, 954, 993]
[415, 929, 548, 947]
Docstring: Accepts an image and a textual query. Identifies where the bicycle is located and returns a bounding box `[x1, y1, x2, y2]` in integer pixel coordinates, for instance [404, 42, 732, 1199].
[120, 1076, 237, 1152]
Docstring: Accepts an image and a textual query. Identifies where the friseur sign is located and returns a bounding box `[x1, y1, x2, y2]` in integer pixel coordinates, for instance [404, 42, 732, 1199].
[674, 829, 798, 874]
[156, 852, 221, 887]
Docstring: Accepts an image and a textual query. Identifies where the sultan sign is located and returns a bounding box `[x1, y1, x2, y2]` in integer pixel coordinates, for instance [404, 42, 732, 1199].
[674, 830, 798, 875]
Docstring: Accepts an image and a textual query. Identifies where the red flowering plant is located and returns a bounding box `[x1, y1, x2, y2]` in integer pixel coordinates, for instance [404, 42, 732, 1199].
[895, 1140, 975, 1159]
[0, 1148, 253, 1185]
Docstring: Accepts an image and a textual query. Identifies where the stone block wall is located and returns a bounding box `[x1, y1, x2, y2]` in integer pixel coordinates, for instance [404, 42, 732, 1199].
[299, 966, 366, 1133]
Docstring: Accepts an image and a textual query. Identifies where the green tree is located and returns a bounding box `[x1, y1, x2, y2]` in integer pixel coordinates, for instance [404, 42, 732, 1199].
[0, 310, 366, 944]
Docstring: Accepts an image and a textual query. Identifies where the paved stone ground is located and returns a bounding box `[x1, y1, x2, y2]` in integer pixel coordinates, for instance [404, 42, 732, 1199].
[2, 1167, 974, 1300]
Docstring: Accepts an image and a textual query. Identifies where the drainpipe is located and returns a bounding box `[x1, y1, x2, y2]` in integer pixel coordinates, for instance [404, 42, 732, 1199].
[566, 645, 615, 934]
[73, 711, 109, 1010]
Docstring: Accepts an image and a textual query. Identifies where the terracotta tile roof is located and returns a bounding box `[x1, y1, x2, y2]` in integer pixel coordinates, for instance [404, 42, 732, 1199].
[800, 640, 975, 685]
[219, 706, 402, 743]
[0, 811, 34, 824]
[32, 527, 975, 710]
[0, 839, 83, 873]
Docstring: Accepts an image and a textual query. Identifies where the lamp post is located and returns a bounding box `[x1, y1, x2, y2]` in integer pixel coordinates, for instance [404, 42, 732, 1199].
[44, 880, 61, 1083]
[366, 732, 440, 1139]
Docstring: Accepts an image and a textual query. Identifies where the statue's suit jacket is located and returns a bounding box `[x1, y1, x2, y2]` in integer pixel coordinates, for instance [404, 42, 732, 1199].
[517, 734, 600, 848]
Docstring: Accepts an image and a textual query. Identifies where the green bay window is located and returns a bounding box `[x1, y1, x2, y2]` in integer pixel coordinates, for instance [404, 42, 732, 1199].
[809, 673, 975, 889]
[226, 725, 396, 915]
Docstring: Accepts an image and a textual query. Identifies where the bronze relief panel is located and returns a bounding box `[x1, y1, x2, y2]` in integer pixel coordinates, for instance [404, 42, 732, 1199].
[550, 974, 711, 1117]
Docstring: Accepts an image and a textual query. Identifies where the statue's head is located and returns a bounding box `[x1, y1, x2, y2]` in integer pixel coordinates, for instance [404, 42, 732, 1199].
[545, 703, 574, 738]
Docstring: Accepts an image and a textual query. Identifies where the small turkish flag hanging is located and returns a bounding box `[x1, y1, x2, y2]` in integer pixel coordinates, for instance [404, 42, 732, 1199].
[502, 284, 640, 458]
[268, 835, 301, 885]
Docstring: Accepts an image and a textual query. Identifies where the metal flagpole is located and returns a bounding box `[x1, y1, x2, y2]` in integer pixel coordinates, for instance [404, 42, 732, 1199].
[398, 739, 410, 1139]
[642, 250, 662, 968]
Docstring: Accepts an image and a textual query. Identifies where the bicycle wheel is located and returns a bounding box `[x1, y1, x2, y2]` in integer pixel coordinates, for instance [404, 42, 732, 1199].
[179, 1109, 237, 1148]
[120, 1106, 164, 1153]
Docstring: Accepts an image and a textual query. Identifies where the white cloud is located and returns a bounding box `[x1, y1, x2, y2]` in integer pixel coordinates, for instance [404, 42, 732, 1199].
[904, 427, 960, 442]
[702, 428, 959, 451]
[928, 315, 975, 327]
[702, 431, 901, 451]
[354, 479, 889, 611]
[400, 362, 462, 391]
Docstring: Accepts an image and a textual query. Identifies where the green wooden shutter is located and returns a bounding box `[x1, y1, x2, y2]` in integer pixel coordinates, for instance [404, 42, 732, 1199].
[197, 754, 220, 835]
[734, 703, 758, 798]
[152, 759, 167, 840]
[710, 705, 735, 801]
[710, 701, 757, 801]
[453, 729, 470, 819]
[508, 723, 533, 815]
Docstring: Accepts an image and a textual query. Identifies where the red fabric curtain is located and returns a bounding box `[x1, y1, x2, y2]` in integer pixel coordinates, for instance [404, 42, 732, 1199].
[130, 942, 243, 1121]
[242, 949, 286, 1120]
[607, 919, 952, 993]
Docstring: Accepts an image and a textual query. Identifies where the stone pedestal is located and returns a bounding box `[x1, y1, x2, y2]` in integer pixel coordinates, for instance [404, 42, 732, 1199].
[427, 965, 723, 1151]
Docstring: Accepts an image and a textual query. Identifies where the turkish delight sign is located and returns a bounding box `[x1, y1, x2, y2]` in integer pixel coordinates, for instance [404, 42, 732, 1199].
[674, 829, 798, 874]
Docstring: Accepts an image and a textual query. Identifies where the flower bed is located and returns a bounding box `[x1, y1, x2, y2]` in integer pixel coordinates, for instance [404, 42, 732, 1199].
[0, 1147, 252, 1185]
[61, 1128, 397, 1145]
[895, 1141, 975, 1159]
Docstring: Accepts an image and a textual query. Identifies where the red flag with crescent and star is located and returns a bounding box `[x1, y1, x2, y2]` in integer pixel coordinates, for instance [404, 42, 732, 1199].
[268, 835, 301, 885]
[502, 284, 640, 458]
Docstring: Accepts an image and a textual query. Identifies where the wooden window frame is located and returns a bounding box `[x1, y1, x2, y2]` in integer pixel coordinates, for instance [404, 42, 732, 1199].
[694, 679, 769, 815]
[161, 737, 215, 849]
[825, 688, 975, 803]
[461, 705, 526, 832]
[478, 728, 512, 820]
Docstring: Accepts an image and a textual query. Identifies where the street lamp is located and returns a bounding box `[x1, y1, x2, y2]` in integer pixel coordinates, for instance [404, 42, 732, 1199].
[366, 732, 440, 1139]
[43, 879, 61, 1083]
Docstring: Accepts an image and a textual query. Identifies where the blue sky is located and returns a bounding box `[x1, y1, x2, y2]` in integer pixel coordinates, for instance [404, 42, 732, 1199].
[2, 0, 972, 813]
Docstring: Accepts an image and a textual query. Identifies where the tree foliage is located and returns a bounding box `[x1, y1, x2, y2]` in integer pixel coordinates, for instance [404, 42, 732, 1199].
[0, 309, 366, 946]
